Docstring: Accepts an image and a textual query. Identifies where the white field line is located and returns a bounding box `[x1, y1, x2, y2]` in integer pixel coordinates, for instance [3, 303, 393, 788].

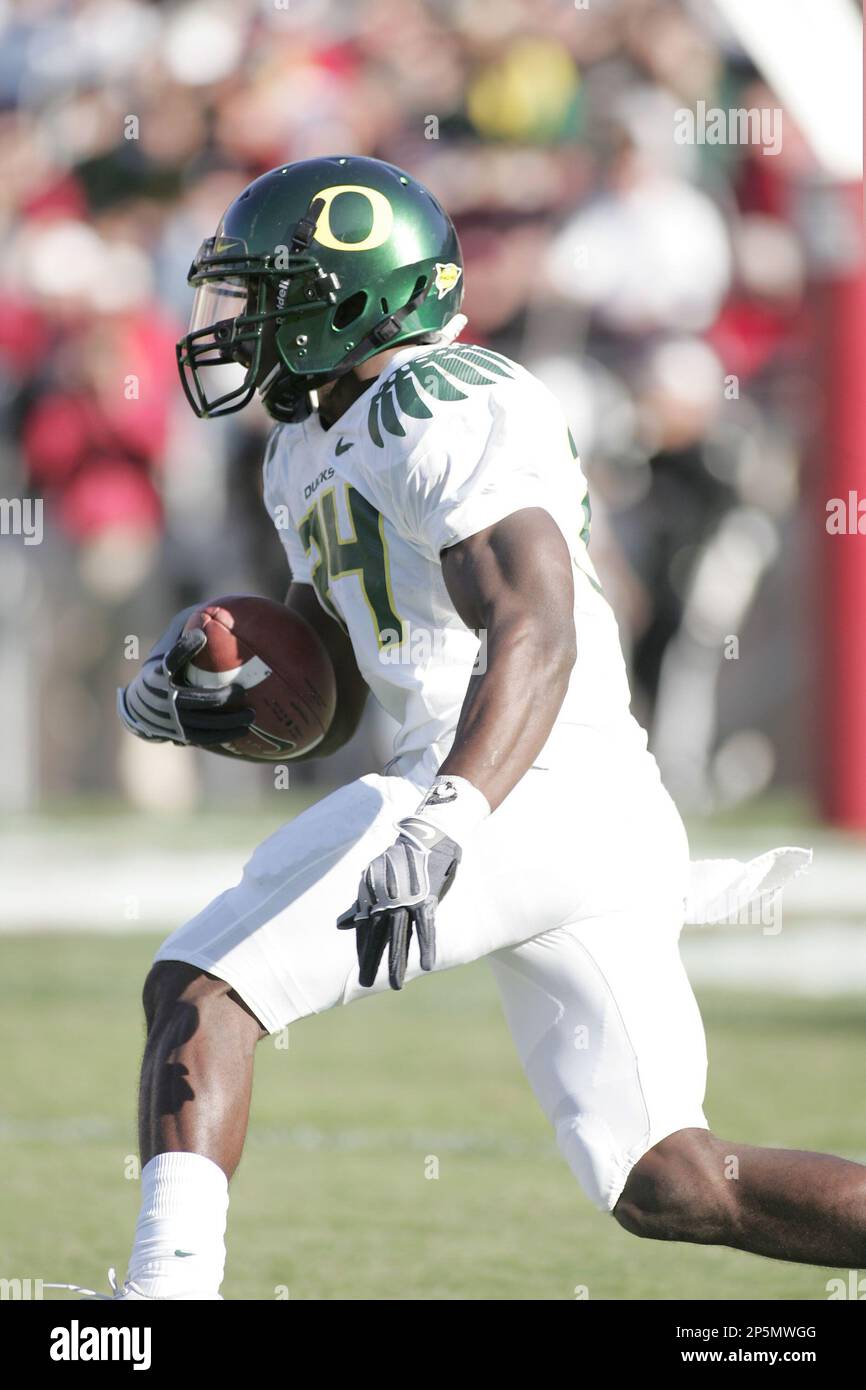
[0, 842, 245, 932]
[680, 925, 866, 996]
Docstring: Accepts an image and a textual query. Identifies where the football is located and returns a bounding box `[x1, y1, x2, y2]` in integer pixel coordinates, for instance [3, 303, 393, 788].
[180, 594, 337, 762]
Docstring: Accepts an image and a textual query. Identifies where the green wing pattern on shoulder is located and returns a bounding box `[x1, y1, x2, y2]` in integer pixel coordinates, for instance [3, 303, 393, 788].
[367, 344, 513, 447]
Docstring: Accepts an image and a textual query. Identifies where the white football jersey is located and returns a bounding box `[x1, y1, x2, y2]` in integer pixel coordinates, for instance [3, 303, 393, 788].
[263, 339, 645, 772]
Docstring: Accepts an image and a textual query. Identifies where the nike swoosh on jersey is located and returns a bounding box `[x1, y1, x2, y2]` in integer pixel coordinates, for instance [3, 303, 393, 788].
[335, 437, 353, 455]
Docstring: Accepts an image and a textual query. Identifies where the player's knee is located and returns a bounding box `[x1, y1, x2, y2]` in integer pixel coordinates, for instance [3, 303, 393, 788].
[142, 960, 208, 1034]
[142, 959, 266, 1046]
[613, 1129, 739, 1245]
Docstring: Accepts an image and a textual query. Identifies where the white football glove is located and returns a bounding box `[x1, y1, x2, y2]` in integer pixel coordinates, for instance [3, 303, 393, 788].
[117, 607, 254, 747]
[337, 820, 461, 990]
[336, 774, 490, 990]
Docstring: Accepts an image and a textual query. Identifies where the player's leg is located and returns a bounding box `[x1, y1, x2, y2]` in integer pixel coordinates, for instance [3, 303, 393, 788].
[125, 771, 425, 1299]
[488, 904, 710, 1214]
[616, 1125, 866, 1267]
[491, 912, 866, 1268]
[122, 963, 264, 1299]
[139, 963, 265, 1175]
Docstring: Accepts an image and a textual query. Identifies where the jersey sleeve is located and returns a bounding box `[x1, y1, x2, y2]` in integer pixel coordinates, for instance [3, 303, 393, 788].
[262, 427, 313, 584]
[396, 374, 562, 558]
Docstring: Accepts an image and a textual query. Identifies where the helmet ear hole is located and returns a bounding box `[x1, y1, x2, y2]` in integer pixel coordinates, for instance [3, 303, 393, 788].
[333, 290, 368, 330]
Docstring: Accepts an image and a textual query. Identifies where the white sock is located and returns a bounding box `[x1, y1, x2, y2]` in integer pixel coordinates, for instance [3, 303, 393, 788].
[127, 1152, 229, 1299]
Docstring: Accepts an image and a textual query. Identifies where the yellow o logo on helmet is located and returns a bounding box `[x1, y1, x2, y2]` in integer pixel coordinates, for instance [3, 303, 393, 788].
[312, 185, 394, 252]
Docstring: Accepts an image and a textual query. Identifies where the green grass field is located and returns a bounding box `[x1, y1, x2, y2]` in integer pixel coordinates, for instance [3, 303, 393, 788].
[1, 932, 862, 1301]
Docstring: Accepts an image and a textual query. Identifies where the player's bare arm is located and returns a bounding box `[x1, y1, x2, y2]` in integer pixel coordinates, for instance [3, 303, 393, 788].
[438, 508, 577, 810]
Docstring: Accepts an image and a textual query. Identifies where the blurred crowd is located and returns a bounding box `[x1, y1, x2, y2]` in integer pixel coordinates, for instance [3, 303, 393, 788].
[0, 0, 827, 811]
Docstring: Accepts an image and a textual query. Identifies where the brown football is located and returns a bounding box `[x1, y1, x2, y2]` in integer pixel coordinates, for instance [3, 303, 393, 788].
[181, 595, 336, 762]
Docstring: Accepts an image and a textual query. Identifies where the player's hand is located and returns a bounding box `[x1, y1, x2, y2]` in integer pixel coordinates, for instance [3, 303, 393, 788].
[117, 608, 256, 747]
[337, 818, 461, 990]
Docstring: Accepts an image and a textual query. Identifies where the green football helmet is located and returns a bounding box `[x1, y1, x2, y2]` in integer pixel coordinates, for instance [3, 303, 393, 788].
[177, 155, 464, 422]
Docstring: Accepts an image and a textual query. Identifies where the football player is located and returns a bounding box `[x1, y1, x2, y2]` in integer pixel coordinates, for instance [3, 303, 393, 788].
[106, 157, 865, 1298]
